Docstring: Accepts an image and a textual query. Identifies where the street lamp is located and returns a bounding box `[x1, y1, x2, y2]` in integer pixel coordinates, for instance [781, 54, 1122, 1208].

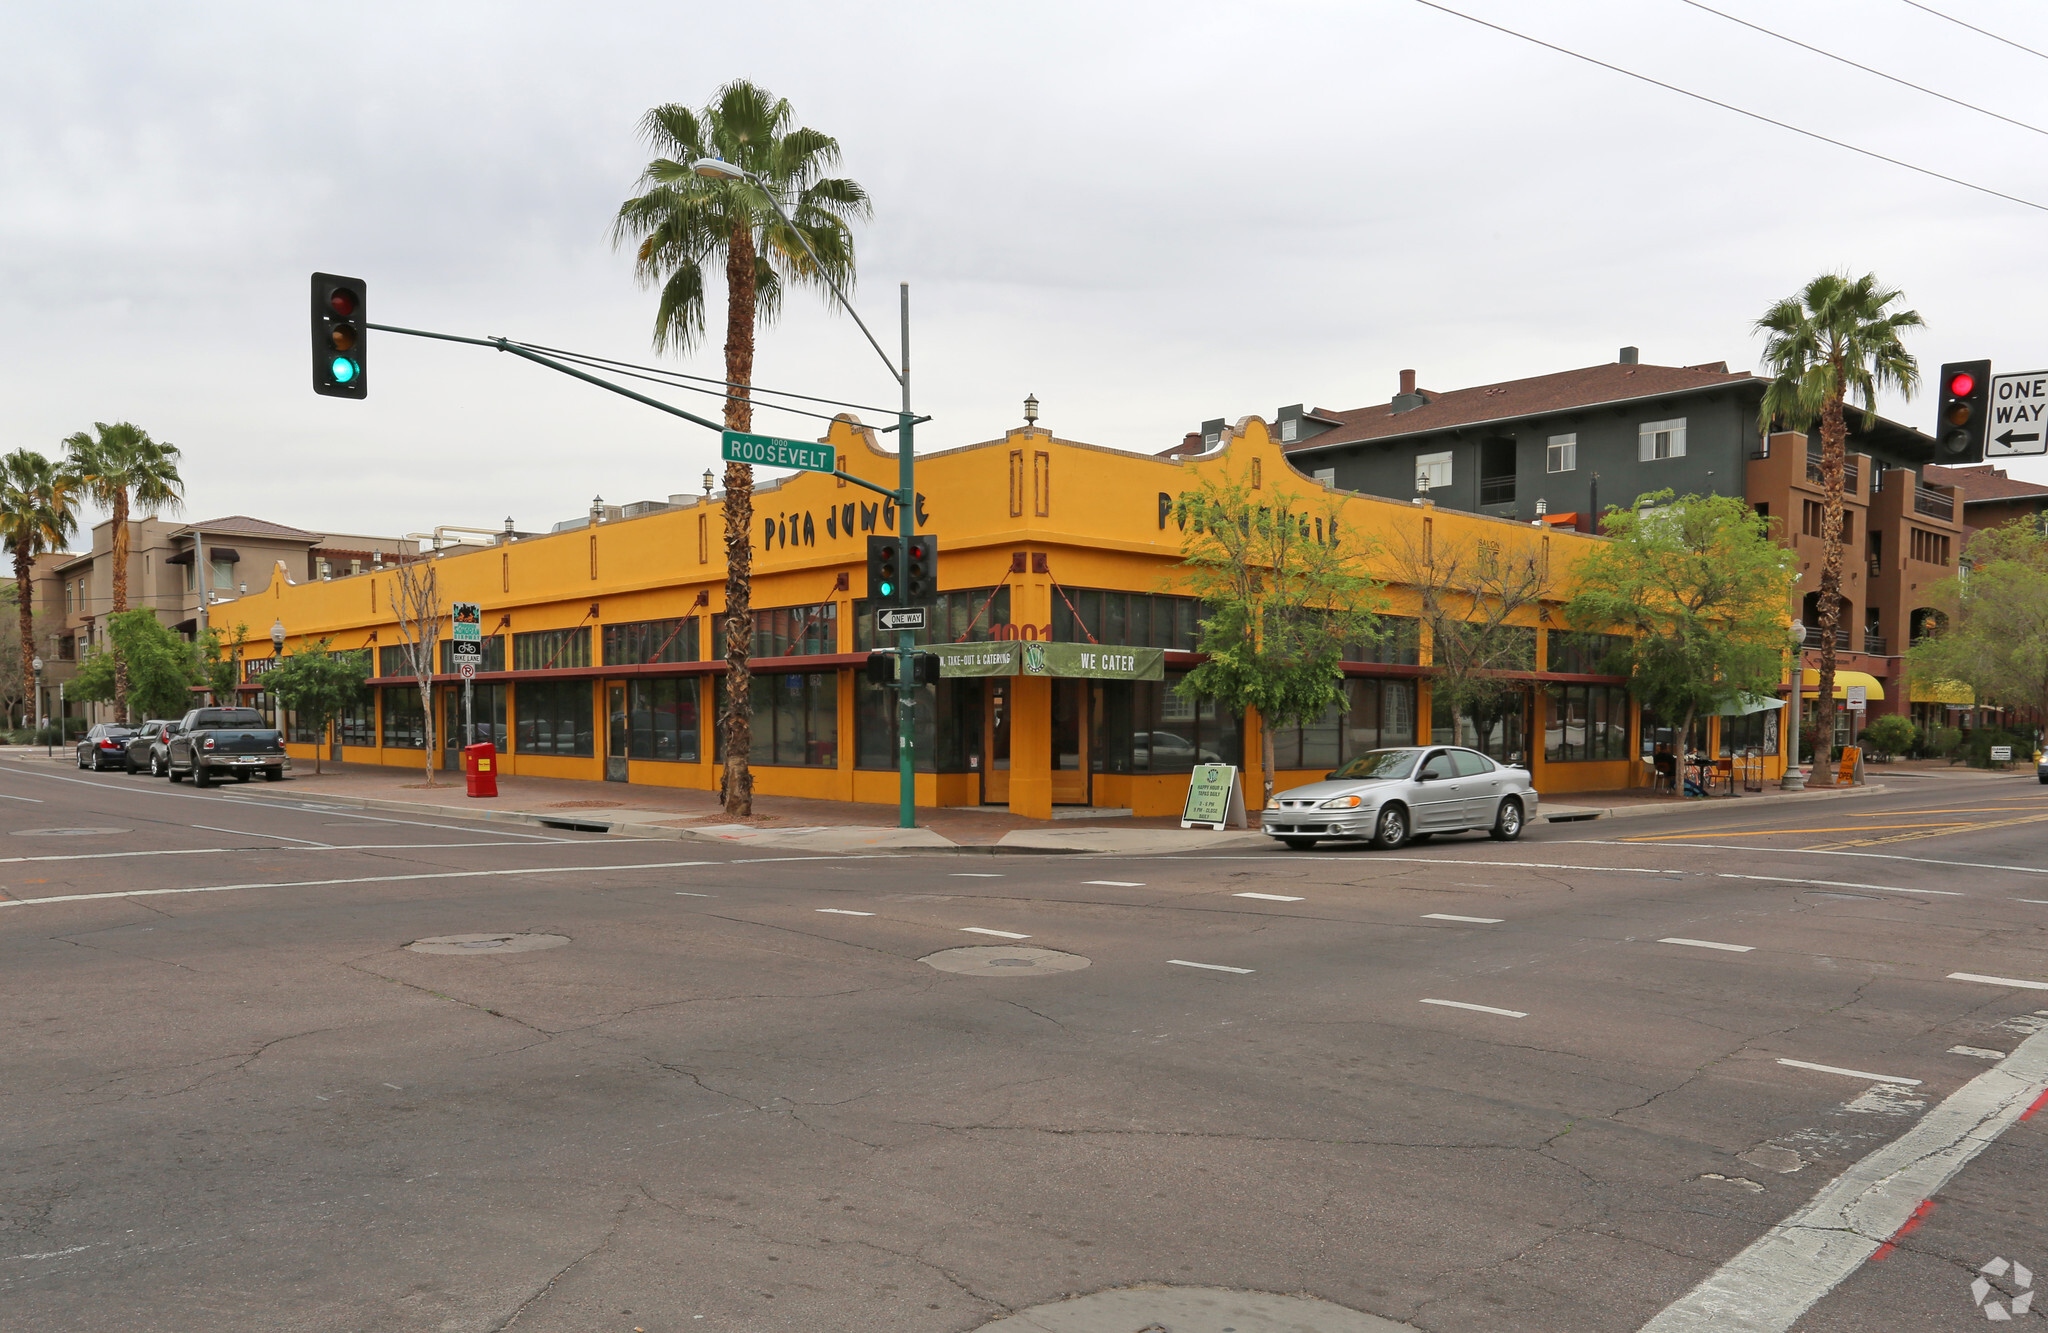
[271, 619, 286, 653]
[689, 154, 923, 829]
[32, 656, 45, 755]
[702, 467, 715, 496]
[1024, 393, 1039, 428]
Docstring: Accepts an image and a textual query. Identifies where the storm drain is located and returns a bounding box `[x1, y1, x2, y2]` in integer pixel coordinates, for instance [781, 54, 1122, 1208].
[12, 827, 130, 837]
[974, 1286, 1416, 1331]
[405, 932, 570, 956]
[921, 945, 1089, 977]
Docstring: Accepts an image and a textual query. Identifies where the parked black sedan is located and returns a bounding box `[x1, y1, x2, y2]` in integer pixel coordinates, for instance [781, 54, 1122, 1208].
[76, 724, 136, 771]
[124, 720, 181, 775]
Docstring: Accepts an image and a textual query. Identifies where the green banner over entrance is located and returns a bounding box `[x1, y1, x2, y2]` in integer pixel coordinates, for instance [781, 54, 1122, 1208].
[720, 430, 836, 474]
[934, 641, 1165, 681]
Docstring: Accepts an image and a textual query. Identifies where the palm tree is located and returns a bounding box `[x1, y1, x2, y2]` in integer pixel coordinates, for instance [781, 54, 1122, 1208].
[64, 422, 184, 722]
[0, 450, 81, 728]
[1756, 273, 1921, 784]
[611, 80, 868, 817]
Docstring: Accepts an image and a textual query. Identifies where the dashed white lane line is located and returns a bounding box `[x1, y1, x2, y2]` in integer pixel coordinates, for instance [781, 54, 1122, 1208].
[950, 873, 1004, 877]
[1421, 998, 1527, 1018]
[1423, 913, 1504, 924]
[0, 792, 42, 802]
[1950, 971, 2048, 991]
[674, 892, 714, 898]
[1640, 1024, 2048, 1332]
[1084, 880, 1145, 887]
[816, 908, 874, 916]
[2020, 898, 2048, 905]
[962, 927, 1030, 939]
[1950, 1046, 2006, 1061]
[1716, 872, 1965, 896]
[1169, 960, 1254, 974]
[1660, 937, 1755, 953]
[1234, 892, 1304, 902]
[1776, 1058, 1922, 1086]
[0, 860, 728, 908]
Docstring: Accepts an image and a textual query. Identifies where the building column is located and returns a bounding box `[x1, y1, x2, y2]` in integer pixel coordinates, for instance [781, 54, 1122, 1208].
[1008, 551, 1053, 820]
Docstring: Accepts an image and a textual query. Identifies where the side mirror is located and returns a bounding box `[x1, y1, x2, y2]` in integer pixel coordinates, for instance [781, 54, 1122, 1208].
[1415, 771, 1434, 783]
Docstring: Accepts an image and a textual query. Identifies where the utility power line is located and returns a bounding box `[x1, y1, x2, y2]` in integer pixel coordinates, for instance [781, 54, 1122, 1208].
[1683, 0, 2048, 138]
[1411, 0, 2048, 214]
[1901, 0, 2048, 62]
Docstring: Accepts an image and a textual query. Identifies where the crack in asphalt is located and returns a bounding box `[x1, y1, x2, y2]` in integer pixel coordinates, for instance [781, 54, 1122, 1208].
[489, 1191, 634, 1331]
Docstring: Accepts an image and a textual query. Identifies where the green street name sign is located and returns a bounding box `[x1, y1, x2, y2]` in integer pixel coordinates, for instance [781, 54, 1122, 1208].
[721, 431, 836, 474]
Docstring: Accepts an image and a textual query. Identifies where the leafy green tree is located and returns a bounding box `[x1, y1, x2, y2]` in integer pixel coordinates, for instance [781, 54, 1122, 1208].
[0, 448, 80, 718]
[69, 610, 199, 721]
[262, 639, 369, 775]
[611, 79, 869, 818]
[1393, 526, 1553, 755]
[198, 622, 249, 705]
[1172, 468, 1385, 808]
[1566, 492, 1795, 790]
[1906, 520, 2048, 744]
[63, 422, 184, 720]
[1756, 273, 1920, 783]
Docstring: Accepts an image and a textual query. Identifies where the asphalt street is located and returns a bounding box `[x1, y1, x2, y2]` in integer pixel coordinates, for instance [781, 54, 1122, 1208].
[2, 762, 2045, 1333]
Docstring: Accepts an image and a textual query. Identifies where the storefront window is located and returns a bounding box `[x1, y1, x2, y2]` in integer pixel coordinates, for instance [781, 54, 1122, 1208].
[1544, 684, 1632, 762]
[438, 636, 506, 673]
[626, 678, 700, 761]
[603, 618, 698, 666]
[1718, 706, 1780, 757]
[515, 679, 595, 755]
[1051, 589, 1201, 650]
[716, 672, 837, 767]
[440, 683, 507, 753]
[1270, 678, 1419, 770]
[854, 677, 984, 771]
[712, 604, 836, 658]
[1433, 688, 1531, 763]
[1639, 706, 1705, 758]
[854, 588, 1010, 650]
[1092, 672, 1242, 773]
[1545, 631, 1628, 674]
[512, 627, 591, 671]
[339, 695, 375, 747]
[1347, 617, 1421, 666]
[381, 685, 427, 749]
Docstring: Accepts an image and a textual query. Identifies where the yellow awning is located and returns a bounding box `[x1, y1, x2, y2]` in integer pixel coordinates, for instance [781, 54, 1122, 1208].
[1910, 680, 1975, 705]
[1795, 668, 1886, 701]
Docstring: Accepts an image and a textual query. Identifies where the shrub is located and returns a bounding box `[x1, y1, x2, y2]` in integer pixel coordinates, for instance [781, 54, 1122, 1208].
[1921, 724, 1962, 761]
[1860, 714, 1917, 761]
[1962, 726, 2027, 769]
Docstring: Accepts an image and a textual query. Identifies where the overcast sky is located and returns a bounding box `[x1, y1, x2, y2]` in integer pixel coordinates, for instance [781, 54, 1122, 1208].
[6, 0, 2047, 545]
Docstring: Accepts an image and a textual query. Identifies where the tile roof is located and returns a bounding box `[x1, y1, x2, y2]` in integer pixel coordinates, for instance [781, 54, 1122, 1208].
[171, 516, 324, 542]
[1923, 464, 2048, 505]
[1283, 360, 1757, 452]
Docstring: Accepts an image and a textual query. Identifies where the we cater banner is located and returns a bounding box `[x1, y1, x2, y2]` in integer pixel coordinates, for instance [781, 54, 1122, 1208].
[933, 641, 1165, 681]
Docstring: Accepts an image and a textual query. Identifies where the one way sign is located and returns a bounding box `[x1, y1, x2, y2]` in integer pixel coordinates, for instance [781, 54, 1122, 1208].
[875, 607, 928, 632]
[1987, 369, 2048, 456]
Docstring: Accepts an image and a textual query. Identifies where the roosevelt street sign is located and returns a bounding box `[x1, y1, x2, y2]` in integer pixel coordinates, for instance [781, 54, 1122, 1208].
[876, 606, 928, 632]
[721, 431, 836, 473]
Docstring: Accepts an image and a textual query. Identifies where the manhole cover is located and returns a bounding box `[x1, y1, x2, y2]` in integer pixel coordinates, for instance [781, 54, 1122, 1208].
[974, 1286, 1416, 1331]
[405, 932, 570, 956]
[12, 827, 129, 837]
[921, 945, 1090, 976]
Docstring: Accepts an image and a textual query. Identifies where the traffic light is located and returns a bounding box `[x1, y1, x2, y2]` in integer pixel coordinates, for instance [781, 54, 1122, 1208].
[902, 535, 937, 603]
[867, 536, 900, 605]
[913, 652, 941, 686]
[864, 651, 896, 686]
[1934, 359, 1990, 462]
[311, 272, 368, 399]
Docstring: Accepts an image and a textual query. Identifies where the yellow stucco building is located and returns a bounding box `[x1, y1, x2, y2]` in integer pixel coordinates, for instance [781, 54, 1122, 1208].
[232, 414, 1779, 815]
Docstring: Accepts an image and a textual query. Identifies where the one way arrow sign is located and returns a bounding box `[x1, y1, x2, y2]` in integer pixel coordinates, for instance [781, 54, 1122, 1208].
[1988, 369, 2048, 456]
[1997, 428, 2041, 450]
[876, 607, 929, 632]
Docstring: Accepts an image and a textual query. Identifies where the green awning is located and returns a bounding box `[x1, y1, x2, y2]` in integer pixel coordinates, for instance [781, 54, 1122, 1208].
[935, 640, 1165, 681]
[1715, 694, 1786, 717]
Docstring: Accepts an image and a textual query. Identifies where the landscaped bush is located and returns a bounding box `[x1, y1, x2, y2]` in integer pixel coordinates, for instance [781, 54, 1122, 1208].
[1859, 714, 1917, 761]
[1962, 726, 2027, 769]
[1920, 724, 1962, 761]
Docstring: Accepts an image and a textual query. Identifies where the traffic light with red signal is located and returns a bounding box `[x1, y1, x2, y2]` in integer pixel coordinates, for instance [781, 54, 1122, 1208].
[1934, 360, 1990, 462]
[311, 273, 367, 399]
[902, 535, 937, 603]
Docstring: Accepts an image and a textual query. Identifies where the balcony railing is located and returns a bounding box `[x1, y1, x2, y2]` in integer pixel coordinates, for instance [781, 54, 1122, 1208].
[1806, 459, 1861, 493]
[1914, 486, 1955, 520]
[1863, 632, 1888, 655]
[1478, 476, 1516, 506]
[1802, 626, 1853, 650]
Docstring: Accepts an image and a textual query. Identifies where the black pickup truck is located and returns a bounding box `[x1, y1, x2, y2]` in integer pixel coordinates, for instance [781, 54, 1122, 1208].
[166, 707, 291, 786]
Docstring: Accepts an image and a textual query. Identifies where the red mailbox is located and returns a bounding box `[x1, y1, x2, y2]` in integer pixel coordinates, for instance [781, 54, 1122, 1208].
[463, 742, 498, 798]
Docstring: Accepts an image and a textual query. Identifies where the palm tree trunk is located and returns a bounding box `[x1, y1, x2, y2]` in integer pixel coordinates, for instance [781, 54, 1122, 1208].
[110, 491, 130, 721]
[1812, 391, 1848, 785]
[15, 550, 36, 731]
[720, 225, 758, 818]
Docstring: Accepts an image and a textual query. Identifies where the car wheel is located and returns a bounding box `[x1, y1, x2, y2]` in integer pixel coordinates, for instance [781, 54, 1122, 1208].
[150, 753, 163, 777]
[263, 768, 284, 782]
[1489, 797, 1525, 841]
[233, 771, 250, 782]
[1281, 836, 1319, 851]
[193, 767, 212, 788]
[1369, 803, 1409, 850]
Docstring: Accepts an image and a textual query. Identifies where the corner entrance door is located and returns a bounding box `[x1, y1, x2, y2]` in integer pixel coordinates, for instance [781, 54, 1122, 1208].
[983, 680, 1010, 805]
[1051, 678, 1089, 805]
[604, 683, 629, 782]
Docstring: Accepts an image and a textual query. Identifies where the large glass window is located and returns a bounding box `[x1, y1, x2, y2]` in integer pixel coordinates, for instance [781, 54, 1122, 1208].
[711, 604, 836, 659]
[439, 636, 506, 673]
[1432, 688, 1532, 763]
[715, 672, 837, 767]
[1090, 672, 1242, 773]
[440, 683, 507, 753]
[1346, 616, 1420, 665]
[1050, 589, 1201, 650]
[1545, 631, 1628, 675]
[515, 679, 594, 755]
[1718, 706, 1780, 757]
[512, 627, 592, 672]
[338, 694, 375, 747]
[626, 678, 701, 761]
[854, 587, 1011, 650]
[855, 678, 981, 772]
[1270, 678, 1419, 770]
[1544, 684, 1632, 762]
[378, 643, 437, 678]
[380, 685, 427, 749]
[603, 618, 698, 666]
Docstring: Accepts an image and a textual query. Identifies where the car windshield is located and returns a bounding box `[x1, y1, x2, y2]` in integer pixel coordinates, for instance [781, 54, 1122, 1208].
[1329, 749, 1419, 781]
[193, 709, 266, 729]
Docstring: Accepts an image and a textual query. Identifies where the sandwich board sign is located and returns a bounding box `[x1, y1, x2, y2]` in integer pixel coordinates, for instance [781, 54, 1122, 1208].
[1181, 764, 1249, 830]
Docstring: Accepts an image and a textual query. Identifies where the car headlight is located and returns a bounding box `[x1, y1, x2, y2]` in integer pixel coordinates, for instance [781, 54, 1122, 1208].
[1318, 795, 1364, 809]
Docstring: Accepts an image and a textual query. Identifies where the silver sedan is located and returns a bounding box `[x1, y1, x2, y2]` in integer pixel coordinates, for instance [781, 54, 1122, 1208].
[1260, 745, 1539, 850]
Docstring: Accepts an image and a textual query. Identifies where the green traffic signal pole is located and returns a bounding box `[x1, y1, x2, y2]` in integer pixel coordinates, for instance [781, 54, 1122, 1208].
[894, 283, 917, 831]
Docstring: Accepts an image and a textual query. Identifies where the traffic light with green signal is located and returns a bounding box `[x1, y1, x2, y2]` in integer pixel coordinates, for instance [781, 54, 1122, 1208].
[311, 272, 367, 399]
[867, 536, 901, 605]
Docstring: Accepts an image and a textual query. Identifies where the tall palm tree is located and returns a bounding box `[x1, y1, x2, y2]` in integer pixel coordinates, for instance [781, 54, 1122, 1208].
[1757, 273, 1921, 783]
[64, 422, 184, 722]
[0, 449, 80, 726]
[612, 80, 868, 817]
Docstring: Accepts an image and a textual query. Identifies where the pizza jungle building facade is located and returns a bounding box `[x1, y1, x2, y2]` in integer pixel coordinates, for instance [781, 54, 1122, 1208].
[235, 415, 1792, 816]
